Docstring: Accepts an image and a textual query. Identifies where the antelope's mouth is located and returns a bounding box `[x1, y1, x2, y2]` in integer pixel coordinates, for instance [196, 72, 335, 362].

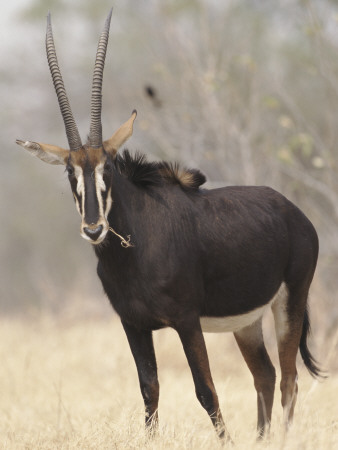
[80, 222, 109, 244]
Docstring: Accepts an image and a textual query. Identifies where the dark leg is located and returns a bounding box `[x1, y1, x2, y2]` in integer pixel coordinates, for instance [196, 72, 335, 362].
[234, 318, 276, 438]
[175, 316, 232, 442]
[122, 321, 159, 432]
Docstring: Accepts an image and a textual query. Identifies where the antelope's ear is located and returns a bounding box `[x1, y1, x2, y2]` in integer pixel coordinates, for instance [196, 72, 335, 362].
[16, 140, 70, 165]
[103, 110, 137, 156]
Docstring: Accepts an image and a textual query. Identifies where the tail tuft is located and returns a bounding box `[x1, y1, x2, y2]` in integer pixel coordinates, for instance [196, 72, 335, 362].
[299, 307, 327, 379]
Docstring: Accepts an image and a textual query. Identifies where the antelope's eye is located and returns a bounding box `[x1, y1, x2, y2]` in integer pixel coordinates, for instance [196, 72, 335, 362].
[67, 166, 75, 177]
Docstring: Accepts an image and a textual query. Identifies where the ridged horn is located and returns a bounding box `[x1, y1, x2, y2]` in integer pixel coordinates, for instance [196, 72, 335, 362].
[88, 8, 113, 148]
[46, 12, 82, 151]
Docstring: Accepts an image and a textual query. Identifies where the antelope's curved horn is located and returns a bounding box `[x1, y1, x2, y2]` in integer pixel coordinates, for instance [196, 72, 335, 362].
[46, 12, 82, 151]
[88, 8, 113, 148]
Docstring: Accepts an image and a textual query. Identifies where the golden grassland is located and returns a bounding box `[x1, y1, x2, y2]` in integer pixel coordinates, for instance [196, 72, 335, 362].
[0, 310, 337, 450]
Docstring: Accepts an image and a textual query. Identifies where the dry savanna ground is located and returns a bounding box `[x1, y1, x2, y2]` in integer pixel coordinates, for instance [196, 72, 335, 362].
[0, 312, 337, 450]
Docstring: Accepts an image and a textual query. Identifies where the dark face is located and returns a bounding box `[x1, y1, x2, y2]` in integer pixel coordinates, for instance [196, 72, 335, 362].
[67, 146, 114, 244]
[17, 111, 136, 244]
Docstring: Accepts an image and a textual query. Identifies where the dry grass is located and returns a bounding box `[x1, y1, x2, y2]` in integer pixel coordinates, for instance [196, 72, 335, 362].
[0, 314, 337, 449]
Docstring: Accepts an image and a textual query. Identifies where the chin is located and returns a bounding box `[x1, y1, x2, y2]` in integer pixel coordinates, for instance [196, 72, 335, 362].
[81, 232, 108, 245]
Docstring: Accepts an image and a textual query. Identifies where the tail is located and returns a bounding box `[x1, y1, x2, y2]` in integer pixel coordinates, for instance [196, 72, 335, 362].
[299, 307, 326, 379]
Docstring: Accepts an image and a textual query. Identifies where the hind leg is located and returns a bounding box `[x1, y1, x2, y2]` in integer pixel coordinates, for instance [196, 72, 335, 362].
[272, 284, 307, 430]
[234, 318, 276, 438]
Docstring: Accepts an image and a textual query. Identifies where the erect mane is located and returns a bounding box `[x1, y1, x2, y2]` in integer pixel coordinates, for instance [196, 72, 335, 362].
[115, 150, 206, 190]
[114, 150, 162, 187]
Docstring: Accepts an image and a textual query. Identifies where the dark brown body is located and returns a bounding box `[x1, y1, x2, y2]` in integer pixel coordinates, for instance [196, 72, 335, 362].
[97, 179, 316, 326]
[93, 153, 320, 439]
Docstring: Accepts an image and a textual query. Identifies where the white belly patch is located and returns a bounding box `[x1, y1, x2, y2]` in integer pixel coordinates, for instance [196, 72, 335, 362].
[200, 282, 288, 333]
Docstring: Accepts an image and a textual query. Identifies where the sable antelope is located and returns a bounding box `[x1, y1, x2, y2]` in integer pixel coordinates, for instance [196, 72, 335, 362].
[17, 9, 323, 441]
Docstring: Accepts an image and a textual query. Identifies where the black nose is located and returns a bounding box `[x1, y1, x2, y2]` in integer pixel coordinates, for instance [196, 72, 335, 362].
[83, 225, 103, 241]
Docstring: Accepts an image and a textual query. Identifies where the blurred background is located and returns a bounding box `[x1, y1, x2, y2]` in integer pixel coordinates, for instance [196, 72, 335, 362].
[1, 0, 337, 348]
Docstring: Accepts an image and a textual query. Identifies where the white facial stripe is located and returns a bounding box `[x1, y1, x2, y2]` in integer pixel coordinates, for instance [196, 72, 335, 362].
[75, 165, 84, 196]
[73, 193, 81, 216]
[105, 187, 113, 219]
[95, 163, 106, 192]
[95, 163, 106, 221]
[74, 165, 85, 217]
